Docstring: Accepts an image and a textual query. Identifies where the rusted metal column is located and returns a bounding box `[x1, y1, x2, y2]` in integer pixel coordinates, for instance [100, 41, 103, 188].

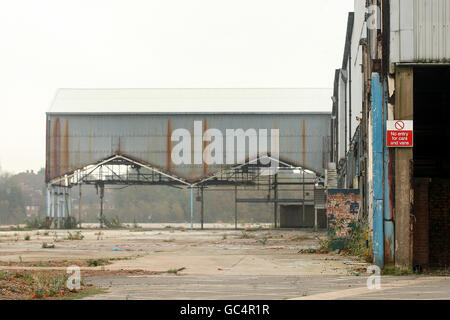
[200, 187, 204, 230]
[302, 170, 306, 224]
[67, 188, 72, 219]
[314, 208, 318, 230]
[46, 185, 51, 228]
[234, 184, 238, 230]
[99, 184, 104, 229]
[62, 188, 67, 227]
[274, 174, 278, 228]
[78, 184, 82, 228]
[190, 186, 194, 230]
[51, 188, 55, 228]
[57, 188, 61, 229]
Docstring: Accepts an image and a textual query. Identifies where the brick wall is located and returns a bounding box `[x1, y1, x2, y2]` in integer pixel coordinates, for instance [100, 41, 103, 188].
[413, 179, 430, 268]
[429, 179, 450, 268]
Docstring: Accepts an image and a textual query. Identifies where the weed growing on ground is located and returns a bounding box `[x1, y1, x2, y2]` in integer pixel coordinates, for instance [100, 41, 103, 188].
[101, 216, 124, 229]
[167, 267, 185, 275]
[132, 218, 141, 229]
[382, 265, 417, 276]
[41, 242, 55, 249]
[245, 226, 263, 232]
[167, 269, 178, 274]
[239, 232, 255, 239]
[318, 218, 373, 262]
[62, 217, 79, 229]
[65, 231, 84, 240]
[0, 270, 98, 299]
[95, 231, 104, 240]
[258, 236, 268, 245]
[25, 218, 47, 230]
[87, 258, 110, 267]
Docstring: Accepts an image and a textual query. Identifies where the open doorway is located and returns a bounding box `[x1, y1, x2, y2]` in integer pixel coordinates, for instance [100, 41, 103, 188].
[413, 66, 450, 269]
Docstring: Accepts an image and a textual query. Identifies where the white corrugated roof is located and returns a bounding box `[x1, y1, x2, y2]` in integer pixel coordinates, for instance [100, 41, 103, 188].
[49, 88, 332, 113]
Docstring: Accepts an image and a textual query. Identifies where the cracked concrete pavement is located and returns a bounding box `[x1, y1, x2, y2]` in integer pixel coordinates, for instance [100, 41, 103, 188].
[0, 223, 448, 300]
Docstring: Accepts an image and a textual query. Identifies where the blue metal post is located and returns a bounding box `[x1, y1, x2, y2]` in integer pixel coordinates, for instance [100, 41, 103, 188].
[372, 73, 384, 268]
[190, 187, 194, 230]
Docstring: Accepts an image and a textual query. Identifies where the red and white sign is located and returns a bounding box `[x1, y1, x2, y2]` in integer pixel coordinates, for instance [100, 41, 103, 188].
[387, 120, 413, 147]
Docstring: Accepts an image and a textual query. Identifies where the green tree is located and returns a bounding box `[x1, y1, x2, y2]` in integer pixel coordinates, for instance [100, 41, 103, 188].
[0, 173, 26, 225]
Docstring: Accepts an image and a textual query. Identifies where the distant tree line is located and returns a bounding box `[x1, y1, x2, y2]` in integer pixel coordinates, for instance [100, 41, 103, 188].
[0, 172, 26, 225]
[0, 166, 275, 226]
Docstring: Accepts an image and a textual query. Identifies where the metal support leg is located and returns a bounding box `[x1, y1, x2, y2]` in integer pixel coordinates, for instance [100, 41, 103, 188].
[62, 189, 66, 228]
[67, 188, 72, 226]
[51, 188, 55, 228]
[200, 187, 204, 230]
[302, 170, 306, 224]
[99, 184, 104, 229]
[274, 174, 278, 228]
[78, 184, 82, 228]
[190, 187, 194, 230]
[314, 208, 318, 231]
[234, 184, 238, 230]
[57, 188, 61, 229]
[46, 185, 51, 228]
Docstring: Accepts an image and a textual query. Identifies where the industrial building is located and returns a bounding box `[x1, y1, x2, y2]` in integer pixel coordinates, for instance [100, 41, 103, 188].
[331, 0, 450, 270]
[43, 0, 450, 272]
[45, 88, 331, 230]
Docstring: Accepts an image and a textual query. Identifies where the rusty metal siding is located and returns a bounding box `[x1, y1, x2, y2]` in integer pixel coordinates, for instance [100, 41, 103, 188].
[46, 113, 331, 182]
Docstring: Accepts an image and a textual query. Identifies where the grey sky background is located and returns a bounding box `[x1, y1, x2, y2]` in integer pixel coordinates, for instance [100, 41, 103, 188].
[0, 0, 354, 174]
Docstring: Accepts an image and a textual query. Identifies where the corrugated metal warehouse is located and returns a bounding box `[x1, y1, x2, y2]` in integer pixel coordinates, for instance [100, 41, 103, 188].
[46, 88, 332, 184]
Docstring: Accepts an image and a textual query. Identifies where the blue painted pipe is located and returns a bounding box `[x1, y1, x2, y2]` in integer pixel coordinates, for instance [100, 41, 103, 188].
[372, 73, 384, 268]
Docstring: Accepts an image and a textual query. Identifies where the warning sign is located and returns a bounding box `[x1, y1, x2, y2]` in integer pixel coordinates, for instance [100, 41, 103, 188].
[387, 120, 413, 147]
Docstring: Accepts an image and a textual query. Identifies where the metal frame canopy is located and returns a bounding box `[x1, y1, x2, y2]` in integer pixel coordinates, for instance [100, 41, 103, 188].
[44, 88, 331, 228]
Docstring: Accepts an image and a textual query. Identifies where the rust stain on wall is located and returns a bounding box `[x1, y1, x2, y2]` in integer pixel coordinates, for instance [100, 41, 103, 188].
[63, 119, 70, 174]
[117, 137, 122, 154]
[203, 118, 208, 175]
[88, 128, 92, 163]
[302, 119, 306, 166]
[51, 118, 61, 179]
[385, 236, 393, 264]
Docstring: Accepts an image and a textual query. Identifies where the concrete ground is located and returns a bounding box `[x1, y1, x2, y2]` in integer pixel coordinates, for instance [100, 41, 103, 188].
[0, 223, 449, 300]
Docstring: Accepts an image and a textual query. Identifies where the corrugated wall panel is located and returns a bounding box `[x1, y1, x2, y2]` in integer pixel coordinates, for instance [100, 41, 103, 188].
[414, 0, 450, 62]
[390, 0, 450, 63]
[46, 113, 331, 182]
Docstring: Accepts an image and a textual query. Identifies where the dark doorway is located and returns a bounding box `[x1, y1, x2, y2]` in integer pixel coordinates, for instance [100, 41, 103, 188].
[413, 66, 450, 269]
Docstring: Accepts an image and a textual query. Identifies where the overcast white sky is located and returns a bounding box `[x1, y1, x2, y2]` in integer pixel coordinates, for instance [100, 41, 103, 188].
[0, 0, 354, 174]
